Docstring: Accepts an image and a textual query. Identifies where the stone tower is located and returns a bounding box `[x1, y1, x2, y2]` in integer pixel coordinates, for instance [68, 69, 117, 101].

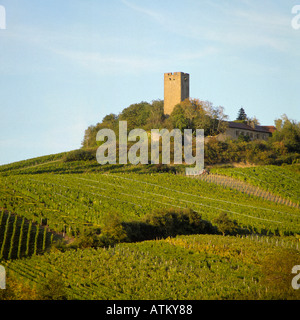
[164, 72, 190, 115]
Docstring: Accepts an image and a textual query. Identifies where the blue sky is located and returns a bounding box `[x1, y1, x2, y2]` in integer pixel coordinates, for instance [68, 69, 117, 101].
[0, 0, 299, 165]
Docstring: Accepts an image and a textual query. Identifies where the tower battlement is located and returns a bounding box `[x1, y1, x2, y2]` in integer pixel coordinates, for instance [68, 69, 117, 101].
[164, 72, 190, 115]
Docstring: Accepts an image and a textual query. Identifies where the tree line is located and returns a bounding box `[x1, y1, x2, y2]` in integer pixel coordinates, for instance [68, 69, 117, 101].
[81, 99, 228, 148]
[80, 100, 300, 165]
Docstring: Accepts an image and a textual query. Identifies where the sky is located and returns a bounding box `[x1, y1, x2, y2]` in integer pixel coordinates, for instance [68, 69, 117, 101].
[0, 0, 299, 165]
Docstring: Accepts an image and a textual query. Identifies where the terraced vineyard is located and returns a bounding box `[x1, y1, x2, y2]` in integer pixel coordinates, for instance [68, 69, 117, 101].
[0, 158, 299, 300]
[2, 234, 300, 300]
[1, 172, 299, 236]
[0, 210, 54, 260]
[212, 164, 300, 206]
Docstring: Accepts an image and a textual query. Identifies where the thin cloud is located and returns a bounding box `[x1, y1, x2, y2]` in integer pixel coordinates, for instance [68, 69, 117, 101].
[195, 2, 295, 51]
[121, 0, 297, 53]
[121, 0, 164, 23]
[51, 45, 219, 75]
[52, 48, 164, 74]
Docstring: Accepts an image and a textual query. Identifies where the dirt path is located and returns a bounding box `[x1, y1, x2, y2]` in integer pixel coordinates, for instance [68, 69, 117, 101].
[192, 174, 299, 208]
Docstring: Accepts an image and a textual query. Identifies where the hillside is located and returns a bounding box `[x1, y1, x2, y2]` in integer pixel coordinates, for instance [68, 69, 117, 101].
[2, 234, 300, 300]
[211, 164, 300, 205]
[0, 152, 299, 300]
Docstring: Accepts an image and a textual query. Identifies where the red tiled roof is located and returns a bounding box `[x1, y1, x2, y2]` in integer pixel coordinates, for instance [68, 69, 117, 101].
[260, 126, 276, 133]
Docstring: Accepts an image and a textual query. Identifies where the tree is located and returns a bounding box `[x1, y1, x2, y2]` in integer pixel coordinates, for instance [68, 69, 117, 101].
[247, 116, 260, 127]
[37, 274, 68, 300]
[204, 103, 228, 135]
[237, 133, 251, 142]
[270, 114, 300, 153]
[169, 99, 228, 136]
[169, 104, 189, 131]
[119, 101, 152, 130]
[236, 108, 247, 121]
[81, 125, 98, 148]
[99, 212, 128, 246]
[144, 100, 165, 130]
[81, 98, 230, 149]
[213, 212, 239, 236]
[102, 113, 118, 129]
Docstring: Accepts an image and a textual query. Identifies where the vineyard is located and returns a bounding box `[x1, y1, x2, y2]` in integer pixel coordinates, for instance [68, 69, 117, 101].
[0, 210, 54, 260]
[0, 157, 299, 300]
[211, 164, 300, 205]
[1, 172, 300, 237]
[2, 234, 300, 300]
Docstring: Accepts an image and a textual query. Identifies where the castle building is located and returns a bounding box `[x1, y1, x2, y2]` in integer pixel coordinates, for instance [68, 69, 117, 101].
[216, 121, 276, 142]
[163, 72, 275, 141]
[164, 72, 190, 115]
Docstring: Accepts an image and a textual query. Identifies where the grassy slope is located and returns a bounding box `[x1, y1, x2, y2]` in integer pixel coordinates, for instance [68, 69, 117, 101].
[2, 234, 300, 300]
[2, 171, 300, 236]
[0, 152, 300, 300]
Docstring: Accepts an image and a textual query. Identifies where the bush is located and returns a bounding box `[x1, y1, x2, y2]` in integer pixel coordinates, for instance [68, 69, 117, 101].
[98, 212, 128, 246]
[68, 209, 229, 249]
[71, 228, 102, 249]
[122, 221, 156, 242]
[63, 149, 96, 162]
[37, 274, 68, 300]
[213, 212, 240, 236]
[139, 208, 216, 239]
[149, 164, 177, 173]
[68, 216, 128, 249]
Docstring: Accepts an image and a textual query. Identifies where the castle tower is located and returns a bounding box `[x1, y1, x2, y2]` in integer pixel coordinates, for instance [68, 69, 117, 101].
[164, 72, 190, 115]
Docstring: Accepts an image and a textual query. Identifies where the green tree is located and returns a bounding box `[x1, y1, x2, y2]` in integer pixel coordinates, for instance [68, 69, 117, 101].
[271, 114, 300, 153]
[99, 212, 128, 246]
[173, 98, 228, 135]
[247, 116, 260, 127]
[73, 228, 101, 248]
[119, 101, 152, 130]
[81, 125, 98, 148]
[236, 108, 247, 121]
[144, 100, 165, 129]
[237, 133, 251, 142]
[37, 274, 68, 300]
[143, 208, 215, 238]
[102, 113, 118, 130]
[213, 212, 239, 236]
[169, 104, 189, 131]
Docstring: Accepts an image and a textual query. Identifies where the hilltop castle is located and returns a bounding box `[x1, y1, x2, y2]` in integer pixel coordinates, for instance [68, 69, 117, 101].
[163, 71, 275, 141]
[164, 72, 189, 115]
